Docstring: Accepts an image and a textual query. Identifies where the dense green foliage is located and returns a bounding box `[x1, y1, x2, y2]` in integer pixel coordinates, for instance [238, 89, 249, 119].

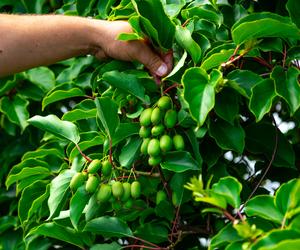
[1, 0, 300, 249]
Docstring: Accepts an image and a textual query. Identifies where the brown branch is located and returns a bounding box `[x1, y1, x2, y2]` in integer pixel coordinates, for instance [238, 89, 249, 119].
[75, 144, 92, 163]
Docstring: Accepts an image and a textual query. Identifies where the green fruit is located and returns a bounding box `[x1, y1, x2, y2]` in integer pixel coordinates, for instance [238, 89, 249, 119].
[151, 107, 163, 125]
[112, 181, 124, 198]
[70, 172, 87, 191]
[124, 198, 133, 209]
[131, 181, 141, 199]
[172, 192, 179, 206]
[121, 182, 131, 202]
[164, 109, 177, 129]
[85, 175, 100, 193]
[156, 190, 167, 205]
[102, 160, 112, 177]
[160, 134, 173, 152]
[157, 96, 172, 110]
[173, 134, 185, 150]
[139, 108, 153, 126]
[147, 138, 160, 156]
[141, 138, 151, 155]
[87, 159, 101, 174]
[97, 184, 112, 202]
[148, 155, 162, 166]
[151, 124, 165, 137]
[139, 126, 151, 138]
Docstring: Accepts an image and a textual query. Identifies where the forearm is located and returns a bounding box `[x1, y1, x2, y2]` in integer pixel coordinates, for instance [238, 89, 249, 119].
[0, 14, 104, 77]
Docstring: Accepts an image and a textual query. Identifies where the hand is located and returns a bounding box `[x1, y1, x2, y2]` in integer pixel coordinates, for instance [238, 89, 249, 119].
[90, 20, 173, 77]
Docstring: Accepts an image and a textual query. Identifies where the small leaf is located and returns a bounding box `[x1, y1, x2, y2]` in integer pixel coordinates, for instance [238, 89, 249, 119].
[182, 67, 215, 126]
[26, 67, 55, 91]
[201, 49, 235, 71]
[70, 186, 90, 230]
[28, 115, 80, 144]
[245, 195, 284, 224]
[209, 119, 245, 154]
[249, 79, 276, 122]
[90, 242, 121, 250]
[95, 97, 119, 139]
[119, 137, 142, 168]
[62, 99, 97, 122]
[134, 222, 169, 244]
[117, 32, 142, 41]
[262, 239, 300, 250]
[161, 151, 200, 173]
[212, 176, 242, 208]
[84, 216, 132, 238]
[271, 66, 300, 115]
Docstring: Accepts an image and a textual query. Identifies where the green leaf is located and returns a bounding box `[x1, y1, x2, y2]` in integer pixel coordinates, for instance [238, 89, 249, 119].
[102, 71, 148, 104]
[0, 75, 17, 96]
[209, 119, 245, 154]
[26, 67, 55, 92]
[95, 97, 119, 139]
[164, 51, 187, 80]
[286, 0, 300, 28]
[249, 79, 276, 122]
[48, 169, 75, 219]
[77, 0, 96, 15]
[110, 123, 140, 149]
[134, 222, 169, 244]
[271, 66, 300, 115]
[62, 99, 97, 122]
[117, 32, 142, 41]
[260, 239, 300, 250]
[250, 229, 300, 250]
[84, 216, 132, 237]
[27, 223, 85, 248]
[70, 186, 90, 230]
[42, 86, 85, 110]
[232, 13, 300, 45]
[0, 216, 18, 234]
[132, 0, 175, 49]
[119, 136, 142, 168]
[175, 25, 201, 63]
[215, 87, 239, 124]
[28, 184, 50, 221]
[201, 49, 234, 71]
[227, 70, 263, 98]
[245, 122, 295, 168]
[212, 176, 242, 208]
[182, 67, 215, 126]
[0, 95, 29, 132]
[245, 195, 284, 224]
[90, 242, 121, 250]
[28, 115, 80, 144]
[161, 151, 200, 173]
[210, 223, 243, 249]
[170, 172, 192, 206]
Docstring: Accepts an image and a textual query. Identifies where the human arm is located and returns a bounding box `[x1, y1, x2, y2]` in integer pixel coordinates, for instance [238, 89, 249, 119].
[0, 14, 171, 77]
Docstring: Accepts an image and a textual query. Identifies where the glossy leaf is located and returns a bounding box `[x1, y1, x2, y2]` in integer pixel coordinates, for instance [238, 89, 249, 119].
[232, 13, 300, 45]
[245, 195, 284, 224]
[119, 136, 142, 168]
[249, 79, 276, 122]
[84, 216, 132, 237]
[62, 99, 97, 122]
[28, 115, 80, 144]
[134, 222, 169, 244]
[161, 151, 200, 172]
[0, 95, 29, 132]
[209, 119, 245, 154]
[286, 0, 300, 28]
[201, 49, 234, 71]
[26, 67, 55, 91]
[90, 242, 121, 250]
[182, 67, 215, 126]
[212, 176, 242, 208]
[95, 97, 119, 139]
[271, 66, 300, 115]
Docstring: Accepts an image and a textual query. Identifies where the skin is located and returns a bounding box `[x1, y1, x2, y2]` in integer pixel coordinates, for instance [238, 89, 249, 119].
[0, 14, 172, 78]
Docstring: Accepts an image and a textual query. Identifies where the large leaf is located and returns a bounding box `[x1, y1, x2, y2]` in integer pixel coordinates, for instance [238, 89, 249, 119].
[119, 136, 142, 168]
[271, 66, 300, 115]
[212, 176, 242, 209]
[232, 13, 300, 45]
[134, 222, 169, 244]
[26, 67, 55, 92]
[161, 151, 200, 173]
[286, 0, 300, 28]
[27, 223, 86, 248]
[201, 49, 234, 71]
[249, 79, 276, 122]
[0, 95, 29, 132]
[84, 216, 132, 238]
[70, 186, 90, 230]
[132, 0, 175, 49]
[245, 122, 295, 168]
[95, 97, 119, 139]
[182, 67, 215, 126]
[209, 119, 245, 154]
[62, 99, 97, 122]
[261, 239, 300, 250]
[245, 195, 284, 224]
[175, 25, 201, 63]
[48, 169, 75, 219]
[28, 115, 80, 144]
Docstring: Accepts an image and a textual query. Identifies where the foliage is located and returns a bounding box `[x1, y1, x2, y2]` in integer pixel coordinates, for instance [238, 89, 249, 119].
[0, 0, 300, 249]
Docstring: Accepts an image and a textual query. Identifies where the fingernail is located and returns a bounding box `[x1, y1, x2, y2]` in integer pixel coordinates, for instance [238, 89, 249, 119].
[155, 63, 168, 77]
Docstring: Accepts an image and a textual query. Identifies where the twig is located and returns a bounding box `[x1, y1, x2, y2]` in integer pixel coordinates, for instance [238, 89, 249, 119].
[252, 57, 273, 69]
[117, 167, 161, 178]
[163, 83, 181, 95]
[282, 45, 287, 67]
[170, 206, 181, 242]
[157, 166, 172, 199]
[75, 144, 92, 163]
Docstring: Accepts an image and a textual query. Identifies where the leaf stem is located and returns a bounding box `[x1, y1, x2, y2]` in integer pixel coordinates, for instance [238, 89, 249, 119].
[117, 167, 161, 178]
[75, 144, 92, 163]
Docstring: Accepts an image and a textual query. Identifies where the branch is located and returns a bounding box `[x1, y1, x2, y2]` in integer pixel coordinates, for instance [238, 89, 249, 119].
[75, 144, 92, 163]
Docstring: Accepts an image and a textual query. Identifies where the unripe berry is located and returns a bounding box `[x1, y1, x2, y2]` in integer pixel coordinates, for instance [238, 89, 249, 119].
[121, 182, 131, 202]
[173, 134, 185, 151]
[151, 124, 165, 137]
[85, 175, 99, 193]
[112, 181, 124, 199]
[87, 159, 101, 174]
[139, 126, 151, 138]
[70, 172, 87, 191]
[156, 190, 167, 205]
[151, 107, 163, 125]
[157, 96, 172, 110]
[164, 110, 177, 128]
[102, 160, 112, 177]
[97, 184, 112, 202]
[141, 138, 151, 155]
[131, 181, 141, 199]
[148, 156, 162, 166]
[147, 138, 160, 156]
[140, 108, 153, 126]
[160, 134, 173, 152]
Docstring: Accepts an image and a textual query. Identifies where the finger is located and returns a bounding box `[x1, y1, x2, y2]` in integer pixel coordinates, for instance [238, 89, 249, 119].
[94, 49, 108, 61]
[162, 50, 173, 73]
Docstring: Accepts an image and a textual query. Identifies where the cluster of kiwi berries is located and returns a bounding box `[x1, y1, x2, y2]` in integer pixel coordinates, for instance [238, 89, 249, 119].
[139, 96, 185, 166]
[70, 159, 141, 209]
